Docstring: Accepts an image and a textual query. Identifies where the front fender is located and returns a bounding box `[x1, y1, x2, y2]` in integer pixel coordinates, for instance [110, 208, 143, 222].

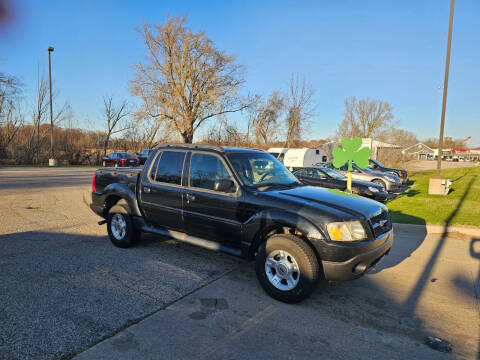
[101, 183, 141, 217]
[242, 209, 326, 259]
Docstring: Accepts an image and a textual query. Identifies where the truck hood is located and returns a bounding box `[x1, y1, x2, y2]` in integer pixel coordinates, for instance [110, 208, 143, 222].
[263, 185, 386, 220]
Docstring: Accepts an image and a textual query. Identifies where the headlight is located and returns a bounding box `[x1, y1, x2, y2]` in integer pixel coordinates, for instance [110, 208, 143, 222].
[385, 175, 399, 183]
[368, 186, 379, 193]
[327, 221, 367, 241]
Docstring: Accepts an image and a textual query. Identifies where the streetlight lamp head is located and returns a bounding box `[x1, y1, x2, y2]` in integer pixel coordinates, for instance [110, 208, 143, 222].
[48, 46, 54, 52]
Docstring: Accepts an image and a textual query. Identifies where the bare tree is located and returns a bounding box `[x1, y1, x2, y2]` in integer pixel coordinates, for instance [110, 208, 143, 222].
[0, 73, 23, 157]
[285, 75, 315, 147]
[0, 99, 24, 155]
[0, 72, 20, 117]
[202, 118, 246, 146]
[133, 110, 179, 149]
[337, 97, 394, 139]
[377, 128, 418, 147]
[29, 74, 49, 163]
[131, 16, 248, 143]
[424, 136, 466, 150]
[249, 91, 284, 145]
[102, 96, 130, 156]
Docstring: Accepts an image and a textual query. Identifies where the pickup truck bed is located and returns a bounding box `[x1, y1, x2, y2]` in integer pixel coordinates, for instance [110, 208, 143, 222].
[95, 167, 141, 194]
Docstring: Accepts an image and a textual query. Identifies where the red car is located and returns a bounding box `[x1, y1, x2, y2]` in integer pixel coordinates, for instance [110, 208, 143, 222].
[103, 152, 140, 167]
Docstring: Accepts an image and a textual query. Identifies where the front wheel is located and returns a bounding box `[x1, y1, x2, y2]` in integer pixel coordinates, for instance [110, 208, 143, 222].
[107, 205, 141, 248]
[372, 179, 386, 191]
[255, 234, 323, 303]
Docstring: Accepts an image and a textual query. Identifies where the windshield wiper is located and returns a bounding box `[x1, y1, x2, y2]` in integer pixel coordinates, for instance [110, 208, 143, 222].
[254, 182, 303, 191]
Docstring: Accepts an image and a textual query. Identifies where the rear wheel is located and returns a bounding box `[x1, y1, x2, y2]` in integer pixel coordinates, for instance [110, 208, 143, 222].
[372, 179, 386, 191]
[255, 234, 323, 303]
[107, 205, 141, 248]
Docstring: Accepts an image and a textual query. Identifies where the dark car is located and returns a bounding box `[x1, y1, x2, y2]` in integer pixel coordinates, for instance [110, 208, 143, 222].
[89, 144, 393, 303]
[368, 159, 408, 184]
[103, 152, 139, 167]
[324, 161, 402, 192]
[136, 149, 152, 165]
[293, 167, 388, 202]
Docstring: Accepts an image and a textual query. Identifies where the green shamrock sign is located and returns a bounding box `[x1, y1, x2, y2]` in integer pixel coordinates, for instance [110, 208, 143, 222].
[332, 137, 371, 191]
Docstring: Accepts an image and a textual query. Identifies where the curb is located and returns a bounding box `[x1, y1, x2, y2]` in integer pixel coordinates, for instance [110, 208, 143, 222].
[393, 223, 480, 239]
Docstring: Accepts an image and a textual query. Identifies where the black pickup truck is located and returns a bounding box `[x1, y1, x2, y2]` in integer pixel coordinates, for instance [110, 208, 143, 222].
[89, 144, 393, 303]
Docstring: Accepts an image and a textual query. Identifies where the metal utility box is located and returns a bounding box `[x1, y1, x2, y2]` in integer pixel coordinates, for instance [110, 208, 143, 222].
[428, 178, 451, 195]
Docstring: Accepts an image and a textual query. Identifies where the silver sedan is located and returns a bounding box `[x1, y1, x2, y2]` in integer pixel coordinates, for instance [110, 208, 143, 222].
[325, 162, 401, 192]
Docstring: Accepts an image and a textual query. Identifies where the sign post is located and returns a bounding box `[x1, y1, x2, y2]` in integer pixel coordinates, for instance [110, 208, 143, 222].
[332, 137, 371, 192]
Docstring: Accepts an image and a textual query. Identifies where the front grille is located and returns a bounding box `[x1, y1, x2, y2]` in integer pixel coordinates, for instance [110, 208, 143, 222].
[369, 209, 392, 238]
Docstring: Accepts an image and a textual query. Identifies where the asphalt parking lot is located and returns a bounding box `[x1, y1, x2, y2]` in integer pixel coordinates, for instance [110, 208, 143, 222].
[0, 167, 479, 359]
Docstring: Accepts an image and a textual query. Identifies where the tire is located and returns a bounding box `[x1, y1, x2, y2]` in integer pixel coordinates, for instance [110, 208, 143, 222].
[107, 205, 141, 248]
[255, 234, 323, 303]
[372, 179, 386, 191]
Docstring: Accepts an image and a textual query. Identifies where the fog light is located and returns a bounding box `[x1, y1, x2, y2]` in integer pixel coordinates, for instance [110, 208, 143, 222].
[352, 262, 367, 275]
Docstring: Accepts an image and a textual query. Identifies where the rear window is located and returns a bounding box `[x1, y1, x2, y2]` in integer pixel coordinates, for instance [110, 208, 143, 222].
[153, 151, 185, 185]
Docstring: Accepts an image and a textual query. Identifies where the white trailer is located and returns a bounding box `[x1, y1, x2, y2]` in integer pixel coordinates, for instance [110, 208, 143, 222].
[267, 147, 289, 163]
[283, 148, 328, 170]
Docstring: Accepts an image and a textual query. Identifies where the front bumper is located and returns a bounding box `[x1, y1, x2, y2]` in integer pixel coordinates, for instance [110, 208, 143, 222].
[322, 230, 393, 281]
[385, 182, 402, 192]
[364, 191, 388, 202]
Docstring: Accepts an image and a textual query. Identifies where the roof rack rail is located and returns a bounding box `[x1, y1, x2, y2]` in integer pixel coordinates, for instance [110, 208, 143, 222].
[155, 143, 225, 152]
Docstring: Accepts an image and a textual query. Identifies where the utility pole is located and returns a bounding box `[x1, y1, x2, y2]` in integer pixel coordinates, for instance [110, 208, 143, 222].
[48, 46, 56, 165]
[436, 0, 455, 178]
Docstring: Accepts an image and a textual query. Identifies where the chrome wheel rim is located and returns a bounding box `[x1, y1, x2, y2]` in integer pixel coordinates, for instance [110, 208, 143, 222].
[265, 250, 300, 291]
[111, 214, 126, 240]
[374, 180, 385, 191]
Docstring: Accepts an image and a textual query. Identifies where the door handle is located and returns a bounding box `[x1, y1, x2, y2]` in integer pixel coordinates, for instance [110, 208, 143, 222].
[143, 187, 151, 193]
[185, 193, 195, 202]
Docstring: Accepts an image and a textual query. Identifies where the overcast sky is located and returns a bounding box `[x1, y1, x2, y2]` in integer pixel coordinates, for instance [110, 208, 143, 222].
[1, 0, 479, 146]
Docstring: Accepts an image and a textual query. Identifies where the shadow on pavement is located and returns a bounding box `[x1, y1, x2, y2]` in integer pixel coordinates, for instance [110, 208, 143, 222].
[0, 230, 239, 360]
[402, 175, 476, 313]
[452, 237, 480, 360]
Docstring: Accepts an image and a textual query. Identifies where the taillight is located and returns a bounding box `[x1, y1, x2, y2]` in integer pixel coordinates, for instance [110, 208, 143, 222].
[92, 172, 96, 192]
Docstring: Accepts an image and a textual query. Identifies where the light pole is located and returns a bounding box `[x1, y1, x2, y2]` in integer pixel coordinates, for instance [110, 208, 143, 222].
[48, 46, 56, 166]
[436, 0, 455, 177]
[429, 0, 454, 195]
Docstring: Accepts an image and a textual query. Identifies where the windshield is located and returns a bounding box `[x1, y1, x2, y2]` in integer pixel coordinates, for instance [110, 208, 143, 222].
[352, 163, 372, 173]
[322, 168, 345, 180]
[227, 152, 300, 188]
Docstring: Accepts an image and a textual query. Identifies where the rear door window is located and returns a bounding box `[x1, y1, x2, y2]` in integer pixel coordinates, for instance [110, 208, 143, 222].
[149, 151, 162, 181]
[153, 151, 185, 185]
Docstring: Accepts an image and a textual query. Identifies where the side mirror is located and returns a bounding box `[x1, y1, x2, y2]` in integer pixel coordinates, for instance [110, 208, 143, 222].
[214, 179, 235, 193]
